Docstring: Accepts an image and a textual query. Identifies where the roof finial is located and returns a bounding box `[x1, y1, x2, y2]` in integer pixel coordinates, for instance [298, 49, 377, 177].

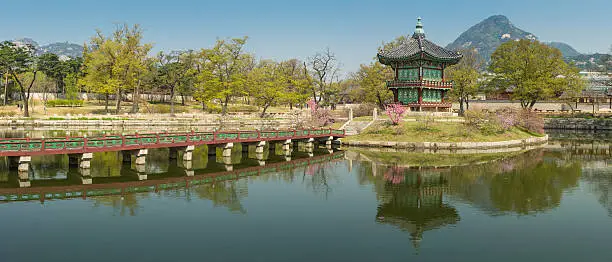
[414, 17, 425, 36]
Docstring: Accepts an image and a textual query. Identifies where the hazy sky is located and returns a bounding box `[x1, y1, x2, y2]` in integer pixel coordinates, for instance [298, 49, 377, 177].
[2, 0, 611, 73]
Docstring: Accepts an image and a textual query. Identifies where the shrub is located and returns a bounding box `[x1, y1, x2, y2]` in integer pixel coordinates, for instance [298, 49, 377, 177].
[385, 103, 406, 125]
[415, 113, 437, 132]
[464, 110, 504, 135]
[311, 109, 333, 127]
[353, 104, 375, 117]
[228, 104, 258, 113]
[0, 109, 17, 117]
[46, 99, 84, 107]
[465, 108, 545, 135]
[516, 109, 544, 134]
[147, 104, 189, 114]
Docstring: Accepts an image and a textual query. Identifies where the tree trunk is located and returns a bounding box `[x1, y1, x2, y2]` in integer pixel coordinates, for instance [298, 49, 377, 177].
[459, 97, 465, 116]
[260, 104, 269, 118]
[181, 93, 185, 106]
[529, 100, 537, 110]
[202, 101, 206, 111]
[3, 74, 8, 105]
[222, 96, 229, 115]
[105, 94, 109, 112]
[21, 91, 29, 117]
[132, 80, 140, 113]
[115, 88, 121, 114]
[170, 87, 175, 116]
[465, 98, 470, 111]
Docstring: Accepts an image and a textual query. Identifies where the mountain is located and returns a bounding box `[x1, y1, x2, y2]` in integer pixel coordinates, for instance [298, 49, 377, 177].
[38, 42, 83, 58]
[446, 15, 537, 61]
[9, 38, 83, 58]
[546, 42, 581, 57]
[11, 38, 39, 49]
[447, 15, 581, 61]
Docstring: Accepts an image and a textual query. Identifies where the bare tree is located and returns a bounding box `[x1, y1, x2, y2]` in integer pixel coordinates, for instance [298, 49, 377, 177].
[308, 48, 340, 107]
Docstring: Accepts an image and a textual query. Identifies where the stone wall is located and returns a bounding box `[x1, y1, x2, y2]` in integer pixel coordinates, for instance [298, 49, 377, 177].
[342, 135, 548, 151]
[544, 118, 612, 130]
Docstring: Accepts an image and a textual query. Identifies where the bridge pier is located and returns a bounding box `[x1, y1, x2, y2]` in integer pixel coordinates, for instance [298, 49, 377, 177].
[223, 156, 233, 171]
[15, 156, 31, 188]
[122, 149, 148, 180]
[79, 153, 93, 185]
[255, 141, 266, 154]
[222, 143, 233, 157]
[135, 149, 147, 165]
[183, 160, 194, 176]
[183, 145, 195, 161]
[135, 163, 147, 181]
[305, 138, 315, 150]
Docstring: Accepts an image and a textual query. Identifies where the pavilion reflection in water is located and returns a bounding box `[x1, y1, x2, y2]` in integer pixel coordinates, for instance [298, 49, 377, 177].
[374, 165, 459, 251]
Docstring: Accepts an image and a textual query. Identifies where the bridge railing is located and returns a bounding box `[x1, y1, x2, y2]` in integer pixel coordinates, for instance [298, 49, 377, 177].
[0, 128, 345, 154]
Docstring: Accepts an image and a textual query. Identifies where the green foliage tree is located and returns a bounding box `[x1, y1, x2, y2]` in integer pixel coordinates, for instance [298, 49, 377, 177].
[278, 59, 311, 109]
[247, 60, 288, 117]
[352, 62, 394, 109]
[0, 41, 38, 116]
[446, 48, 483, 116]
[37, 53, 66, 94]
[489, 39, 584, 109]
[196, 37, 254, 115]
[155, 51, 198, 115]
[80, 24, 151, 113]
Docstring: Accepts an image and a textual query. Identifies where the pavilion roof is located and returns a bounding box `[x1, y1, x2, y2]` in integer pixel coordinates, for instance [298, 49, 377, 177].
[378, 18, 462, 65]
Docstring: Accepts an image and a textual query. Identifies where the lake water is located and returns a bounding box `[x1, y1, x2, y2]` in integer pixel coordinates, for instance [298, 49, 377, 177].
[0, 130, 611, 262]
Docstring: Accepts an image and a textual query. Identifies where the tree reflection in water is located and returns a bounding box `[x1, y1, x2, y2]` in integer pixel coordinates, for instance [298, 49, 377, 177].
[194, 180, 249, 214]
[355, 148, 584, 250]
[92, 194, 142, 216]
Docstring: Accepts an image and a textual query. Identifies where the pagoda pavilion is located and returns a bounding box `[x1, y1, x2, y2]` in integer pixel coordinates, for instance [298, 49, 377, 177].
[377, 18, 462, 112]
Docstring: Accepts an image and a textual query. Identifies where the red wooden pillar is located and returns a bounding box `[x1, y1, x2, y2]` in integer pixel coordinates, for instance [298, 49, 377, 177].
[393, 89, 399, 103]
[418, 88, 423, 104]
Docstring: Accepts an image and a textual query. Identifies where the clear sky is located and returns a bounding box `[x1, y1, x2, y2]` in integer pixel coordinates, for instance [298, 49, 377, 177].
[2, 0, 611, 74]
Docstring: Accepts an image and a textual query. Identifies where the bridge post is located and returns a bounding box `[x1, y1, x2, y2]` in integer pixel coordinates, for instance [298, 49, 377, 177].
[135, 149, 148, 165]
[17, 156, 31, 188]
[183, 145, 195, 176]
[305, 138, 315, 150]
[183, 145, 195, 161]
[222, 143, 233, 157]
[183, 160, 194, 176]
[135, 163, 147, 181]
[80, 153, 93, 185]
[255, 141, 266, 154]
[223, 156, 233, 171]
[324, 136, 333, 148]
[305, 138, 315, 157]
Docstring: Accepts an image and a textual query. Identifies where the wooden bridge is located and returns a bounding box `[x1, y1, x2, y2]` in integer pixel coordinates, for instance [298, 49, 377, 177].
[0, 128, 345, 188]
[0, 151, 345, 203]
[0, 128, 345, 157]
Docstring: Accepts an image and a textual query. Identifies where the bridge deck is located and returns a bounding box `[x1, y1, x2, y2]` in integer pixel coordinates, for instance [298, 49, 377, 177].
[0, 129, 345, 157]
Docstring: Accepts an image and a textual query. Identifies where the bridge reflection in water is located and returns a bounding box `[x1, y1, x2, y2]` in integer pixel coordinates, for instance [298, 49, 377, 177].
[0, 150, 345, 202]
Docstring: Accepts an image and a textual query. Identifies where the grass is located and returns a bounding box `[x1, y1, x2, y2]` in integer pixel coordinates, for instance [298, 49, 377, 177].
[329, 121, 346, 129]
[344, 121, 539, 143]
[352, 148, 525, 167]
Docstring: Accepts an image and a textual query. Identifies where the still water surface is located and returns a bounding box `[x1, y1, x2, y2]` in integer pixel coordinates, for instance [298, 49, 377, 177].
[0, 130, 611, 262]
